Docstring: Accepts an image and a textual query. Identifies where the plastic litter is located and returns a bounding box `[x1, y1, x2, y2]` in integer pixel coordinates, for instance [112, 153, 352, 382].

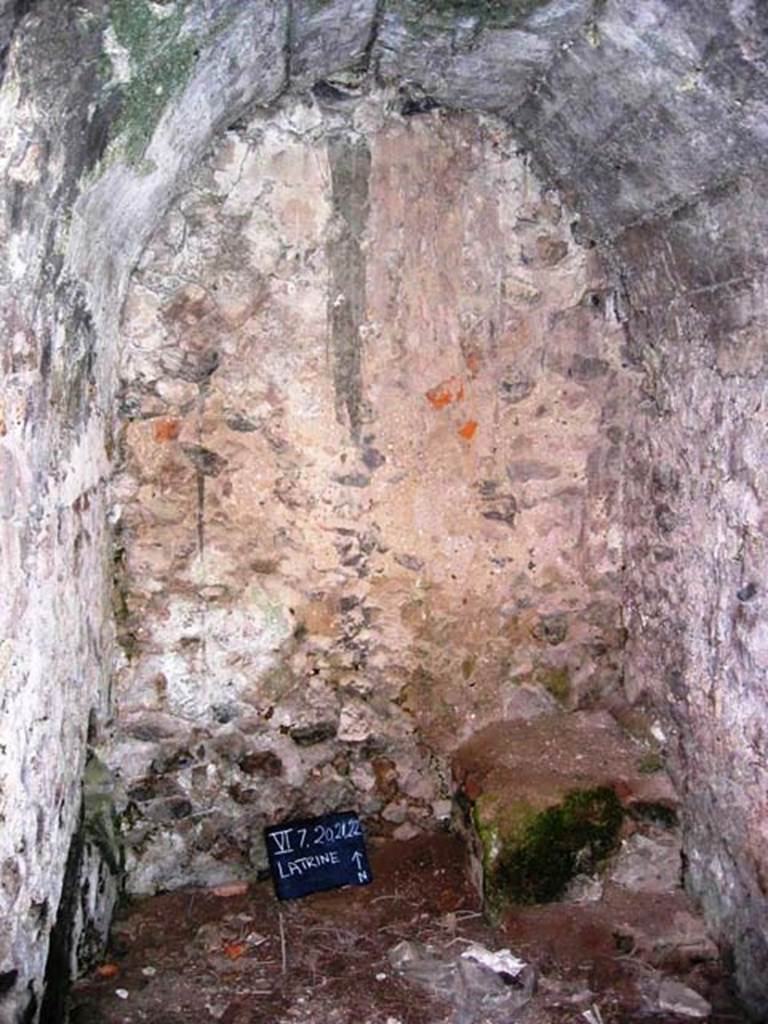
[388, 939, 535, 1020]
[460, 943, 527, 979]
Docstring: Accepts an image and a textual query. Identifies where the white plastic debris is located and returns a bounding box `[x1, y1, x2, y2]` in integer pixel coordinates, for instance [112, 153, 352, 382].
[389, 939, 535, 1014]
[388, 940, 455, 992]
[375, 972, 387, 981]
[141, 966, 157, 977]
[115, 988, 129, 1000]
[460, 943, 527, 979]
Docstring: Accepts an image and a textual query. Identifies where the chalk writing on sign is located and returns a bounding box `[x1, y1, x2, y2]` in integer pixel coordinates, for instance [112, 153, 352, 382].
[264, 811, 373, 900]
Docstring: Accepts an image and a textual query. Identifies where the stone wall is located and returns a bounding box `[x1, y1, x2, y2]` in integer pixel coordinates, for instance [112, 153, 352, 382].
[0, 1, 289, 1016]
[1, 0, 767, 1017]
[111, 95, 628, 894]
[619, 176, 768, 1017]
[0, 8, 119, 1021]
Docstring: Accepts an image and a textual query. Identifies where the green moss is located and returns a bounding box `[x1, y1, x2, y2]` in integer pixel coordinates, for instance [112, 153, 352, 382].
[83, 754, 124, 877]
[107, 0, 198, 162]
[534, 664, 571, 703]
[99, 0, 199, 163]
[637, 751, 665, 774]
[473, 801, 501, 879]
[479, 787, 623, 912]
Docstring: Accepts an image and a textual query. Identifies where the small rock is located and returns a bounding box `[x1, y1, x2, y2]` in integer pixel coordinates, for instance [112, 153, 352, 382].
[609, 831, 681, 893]
[531, 612, 569, 645]
[382, 800, 408, 824]
[115, 989, 129, 1000]
[392, 822, 421, 841]
[141, 966, 157, 978]
[564, 873, 603, 903]
[432, 799, 453, 820]
[334, 472, 370, 488]
[350, 763, 376, 791]
[337, 702, 375, 742]
[658, 978, 711, 1018]
[501, 682, 559, 721]
[211, 881, 249, 897]
[504, 275, 541, 304]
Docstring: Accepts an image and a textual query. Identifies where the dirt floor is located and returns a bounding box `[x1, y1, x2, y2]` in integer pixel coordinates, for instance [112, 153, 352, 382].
[69, 834, 747, 1024]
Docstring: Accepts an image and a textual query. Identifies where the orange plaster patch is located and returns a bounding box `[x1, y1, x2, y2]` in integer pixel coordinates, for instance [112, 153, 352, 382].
[458, 420, 478, 440]
[153, 417, 181, 442]
[464, 352, 481, 377]
[426, 376, 465, 409]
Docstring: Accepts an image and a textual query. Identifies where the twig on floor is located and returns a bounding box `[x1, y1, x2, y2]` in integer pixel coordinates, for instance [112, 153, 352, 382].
[279, 909, 287, 975]
[377, 924, 411, 936]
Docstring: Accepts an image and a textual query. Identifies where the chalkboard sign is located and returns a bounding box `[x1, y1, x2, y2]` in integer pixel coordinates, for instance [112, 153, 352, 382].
[265, 810, 373, 901]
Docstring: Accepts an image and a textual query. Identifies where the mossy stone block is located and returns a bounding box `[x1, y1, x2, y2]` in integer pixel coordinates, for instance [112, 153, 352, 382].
[475, 785, 623, 915]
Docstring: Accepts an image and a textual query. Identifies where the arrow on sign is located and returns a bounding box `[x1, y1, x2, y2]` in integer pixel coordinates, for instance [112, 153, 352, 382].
[351, 851, 364, 870]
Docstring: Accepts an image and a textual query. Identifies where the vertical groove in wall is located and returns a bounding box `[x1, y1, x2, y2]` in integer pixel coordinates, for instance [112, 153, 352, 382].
[326, 133, 371, 444]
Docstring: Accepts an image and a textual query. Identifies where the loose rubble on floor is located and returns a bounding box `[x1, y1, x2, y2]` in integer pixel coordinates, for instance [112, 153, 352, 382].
[70, 823, 742, 1024]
